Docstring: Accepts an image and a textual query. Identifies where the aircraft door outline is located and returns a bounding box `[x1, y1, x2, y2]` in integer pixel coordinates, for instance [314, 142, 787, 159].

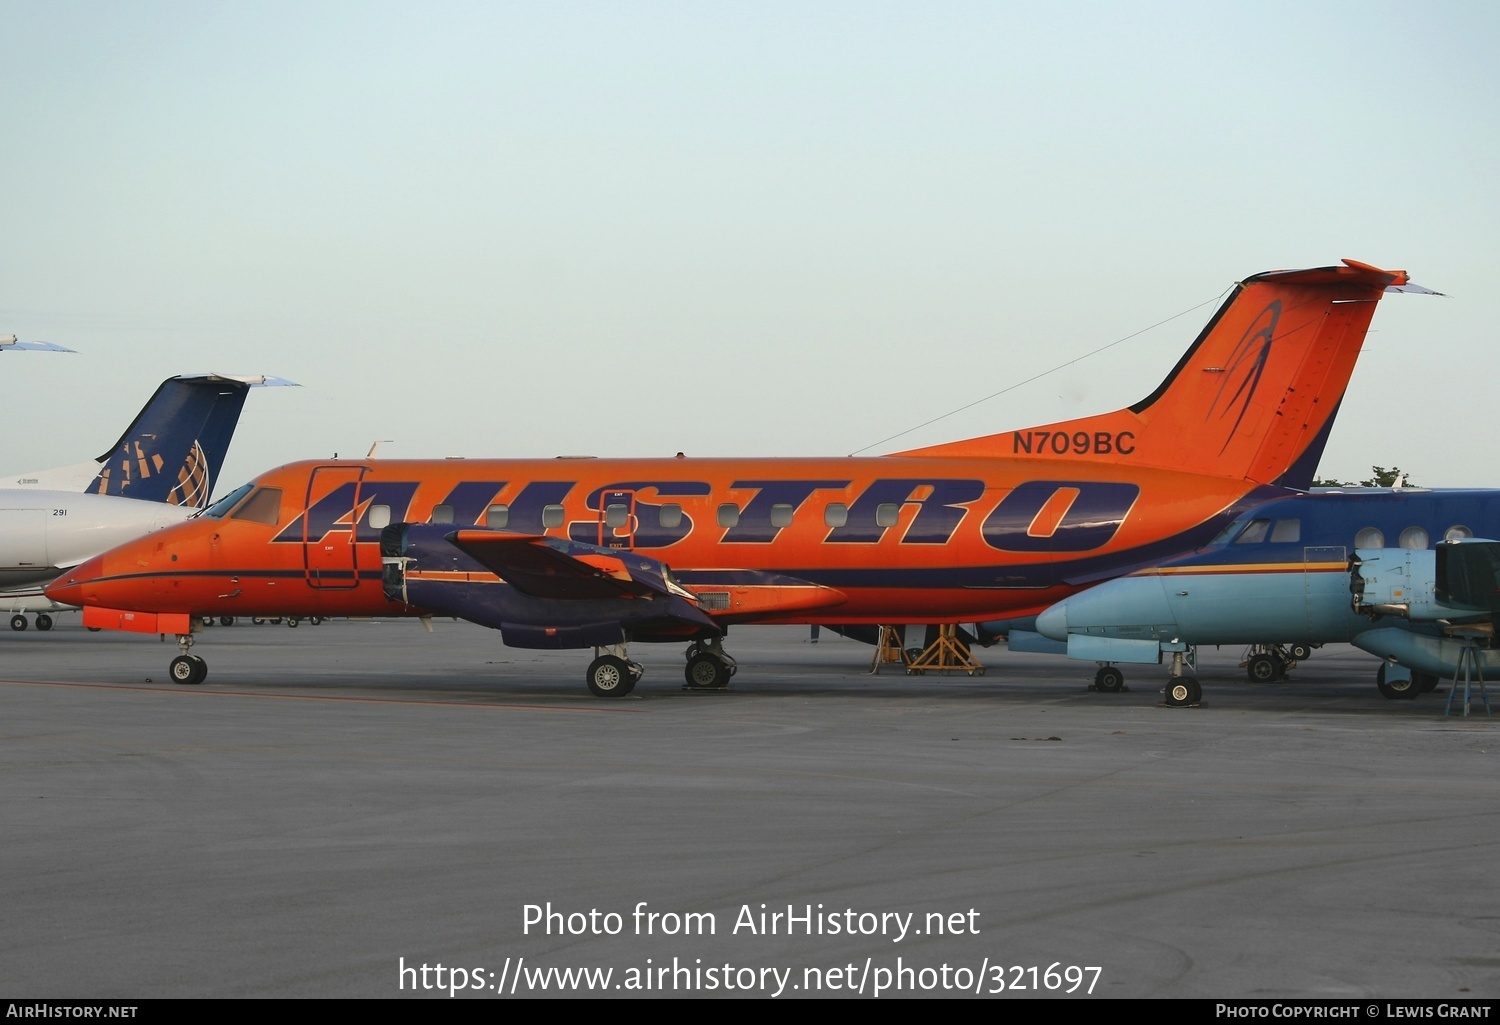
[304, 465, 369, 589]
[597, 489, 638, 550]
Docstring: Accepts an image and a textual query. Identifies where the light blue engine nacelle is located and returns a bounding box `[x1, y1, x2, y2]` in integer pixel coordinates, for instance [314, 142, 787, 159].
[1350, 542, 1499, 623]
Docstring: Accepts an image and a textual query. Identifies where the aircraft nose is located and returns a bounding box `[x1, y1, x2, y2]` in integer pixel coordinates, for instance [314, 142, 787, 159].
[45, 554, 104, 607]
[1035, 601, 1069, 641]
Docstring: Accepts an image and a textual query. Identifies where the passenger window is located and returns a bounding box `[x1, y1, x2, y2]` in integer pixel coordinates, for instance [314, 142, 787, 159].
[430, 504, 454, 524]
[1354, 527, 1385, 549]
[486, 504, 509, 529]
[230, 487, 283, 525]
[770, 503, 794, 528]
[1234, 519, 1271, 544]
[605, 503, 630, 528]
[367, 504, 391, 530]
[825, 503, 848, 528]
[1445, 525, 1474, 541]
[658, 504, 683, 529]
[542, 504, 565, 528]
[1398, 526, 1429, 550]
[718, 504, 740, 527]
[876, 503, 901, 528]
[1269, 518, 1301, 544]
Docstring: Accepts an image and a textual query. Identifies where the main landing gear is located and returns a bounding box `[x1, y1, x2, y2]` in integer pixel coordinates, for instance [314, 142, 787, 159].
[168, 633, 208, 686]
[684, 637, 737, 690]
[586, 645, 642, 698]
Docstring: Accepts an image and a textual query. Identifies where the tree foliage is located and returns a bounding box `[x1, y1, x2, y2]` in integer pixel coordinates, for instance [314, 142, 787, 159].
[1311, 466, 1414, 488]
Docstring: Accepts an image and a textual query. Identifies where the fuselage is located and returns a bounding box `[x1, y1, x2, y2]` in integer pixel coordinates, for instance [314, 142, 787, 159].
[1034, 488, 1500, 649]
[0, 489, 193, 590]
[47, 455, 1287, 624]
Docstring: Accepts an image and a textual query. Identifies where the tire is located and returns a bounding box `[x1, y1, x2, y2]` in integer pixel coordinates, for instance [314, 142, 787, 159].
[1165, 677, 1201, 706]
[1376, 662, 1419, 700]
[1246, 654, 1280, 683]
[287, 618, 300, 628]
[586, 655, 633, 697]
[684, 653, 730, 689]
[1288, 644, 1313, 662]
[1416, 672, 1440, 694]
[252, 617, 265, 625]
[169, 655, 203, 685]
[199, 616, 213, 627]
[35, 614, 52, 631]
[87, 626, 102, 633]
[1094, 666, 1126, 693]
[219, 616, 235, 627]
[10, 615, 26, 631]
[309, 617, 324, 626]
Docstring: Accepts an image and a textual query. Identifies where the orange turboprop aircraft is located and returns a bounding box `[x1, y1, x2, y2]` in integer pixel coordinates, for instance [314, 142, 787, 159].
[49, 261, 1420, 695]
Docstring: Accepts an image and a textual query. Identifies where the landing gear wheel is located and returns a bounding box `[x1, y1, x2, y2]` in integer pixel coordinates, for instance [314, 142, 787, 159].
[252, 617, 265, 625]
[1165, 677, 1202, 706]
[1416, 672, 1440, 694]
[35, 614, 52, 631]
[1094, 666, 1126, 693]
[309, 617, 324, 626]
[685, 653, 731, 689]
[286, 618, 300, 628]
[1376, 662, 1419, 700]
[1246, 653, 1280, 683]
[199, 616, 213, 627]
[169, 654, 208, 686]
[1288, 644, 1313, 662]
[219, 616, 235, 627]
[586, 654, 634, 697]
[10, 615, 25, 631]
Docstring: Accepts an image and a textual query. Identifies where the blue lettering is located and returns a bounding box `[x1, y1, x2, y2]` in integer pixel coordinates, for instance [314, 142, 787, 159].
[274, 481, 422, 544]
[722, 480, 849, 543]
[826, 478, 985, 544]
[981, 480, 1139, 552]
[567, 481, 711, 549]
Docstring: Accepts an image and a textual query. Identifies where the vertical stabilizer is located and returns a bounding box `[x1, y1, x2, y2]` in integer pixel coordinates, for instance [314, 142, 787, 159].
[88, 375, 255, 507]
[896, 260, 1417, 488]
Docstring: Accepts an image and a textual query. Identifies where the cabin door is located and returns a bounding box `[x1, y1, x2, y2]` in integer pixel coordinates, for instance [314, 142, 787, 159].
[303, 465, 369, 589]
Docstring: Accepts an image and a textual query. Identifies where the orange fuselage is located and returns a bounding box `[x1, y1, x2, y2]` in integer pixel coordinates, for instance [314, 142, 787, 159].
[47, 454, 1267, 626]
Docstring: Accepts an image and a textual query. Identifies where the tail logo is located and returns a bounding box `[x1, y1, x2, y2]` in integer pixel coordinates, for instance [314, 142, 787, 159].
[1208, 299, 1281, 452]
[166, 440, 212, 508]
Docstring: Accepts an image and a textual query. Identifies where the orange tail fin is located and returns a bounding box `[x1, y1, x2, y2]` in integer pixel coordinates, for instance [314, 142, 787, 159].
[897, 260, 1414, 487]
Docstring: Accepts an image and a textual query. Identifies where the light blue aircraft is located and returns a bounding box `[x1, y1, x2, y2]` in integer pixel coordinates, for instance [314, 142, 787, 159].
[1009, 488, 1500, 705]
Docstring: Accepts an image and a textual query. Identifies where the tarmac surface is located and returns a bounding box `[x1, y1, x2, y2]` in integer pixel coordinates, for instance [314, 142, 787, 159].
[2, 618, 1497, 999]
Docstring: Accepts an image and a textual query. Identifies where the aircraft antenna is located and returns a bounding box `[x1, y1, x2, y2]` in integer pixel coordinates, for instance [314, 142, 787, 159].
[848, 287, 1231, 456]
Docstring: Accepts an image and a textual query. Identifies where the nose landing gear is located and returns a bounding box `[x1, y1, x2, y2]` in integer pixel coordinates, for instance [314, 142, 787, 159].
[168, 633, 208, 686]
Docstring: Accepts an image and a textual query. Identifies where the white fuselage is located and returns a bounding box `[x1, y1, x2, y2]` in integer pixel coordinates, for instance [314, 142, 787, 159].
[0, 489, 194, 593]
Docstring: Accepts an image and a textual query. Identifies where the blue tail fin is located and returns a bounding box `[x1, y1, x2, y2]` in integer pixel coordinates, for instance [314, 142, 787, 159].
[88, 375, 255, 507]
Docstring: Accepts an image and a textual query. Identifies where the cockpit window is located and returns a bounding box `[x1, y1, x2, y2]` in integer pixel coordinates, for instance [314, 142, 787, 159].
[1270, 518, 1301, 544]
[1210, 518, 1249, 546]
[1234, 519, 1272, 544]
[231, 487, 283, 525]
[201, 483, 255, 519]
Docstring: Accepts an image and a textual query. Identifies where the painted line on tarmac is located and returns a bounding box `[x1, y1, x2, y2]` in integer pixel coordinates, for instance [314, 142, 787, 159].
[0, 677, 642, 713]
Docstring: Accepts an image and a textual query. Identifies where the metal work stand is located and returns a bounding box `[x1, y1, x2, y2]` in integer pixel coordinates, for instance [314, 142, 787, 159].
[868, 625, 911, 675]
[906, 624, 985, 677]
[1444, 644, 1493, 718]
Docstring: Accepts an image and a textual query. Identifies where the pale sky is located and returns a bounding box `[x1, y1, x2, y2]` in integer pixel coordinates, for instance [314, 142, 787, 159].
[2, 1, 1496, 491]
